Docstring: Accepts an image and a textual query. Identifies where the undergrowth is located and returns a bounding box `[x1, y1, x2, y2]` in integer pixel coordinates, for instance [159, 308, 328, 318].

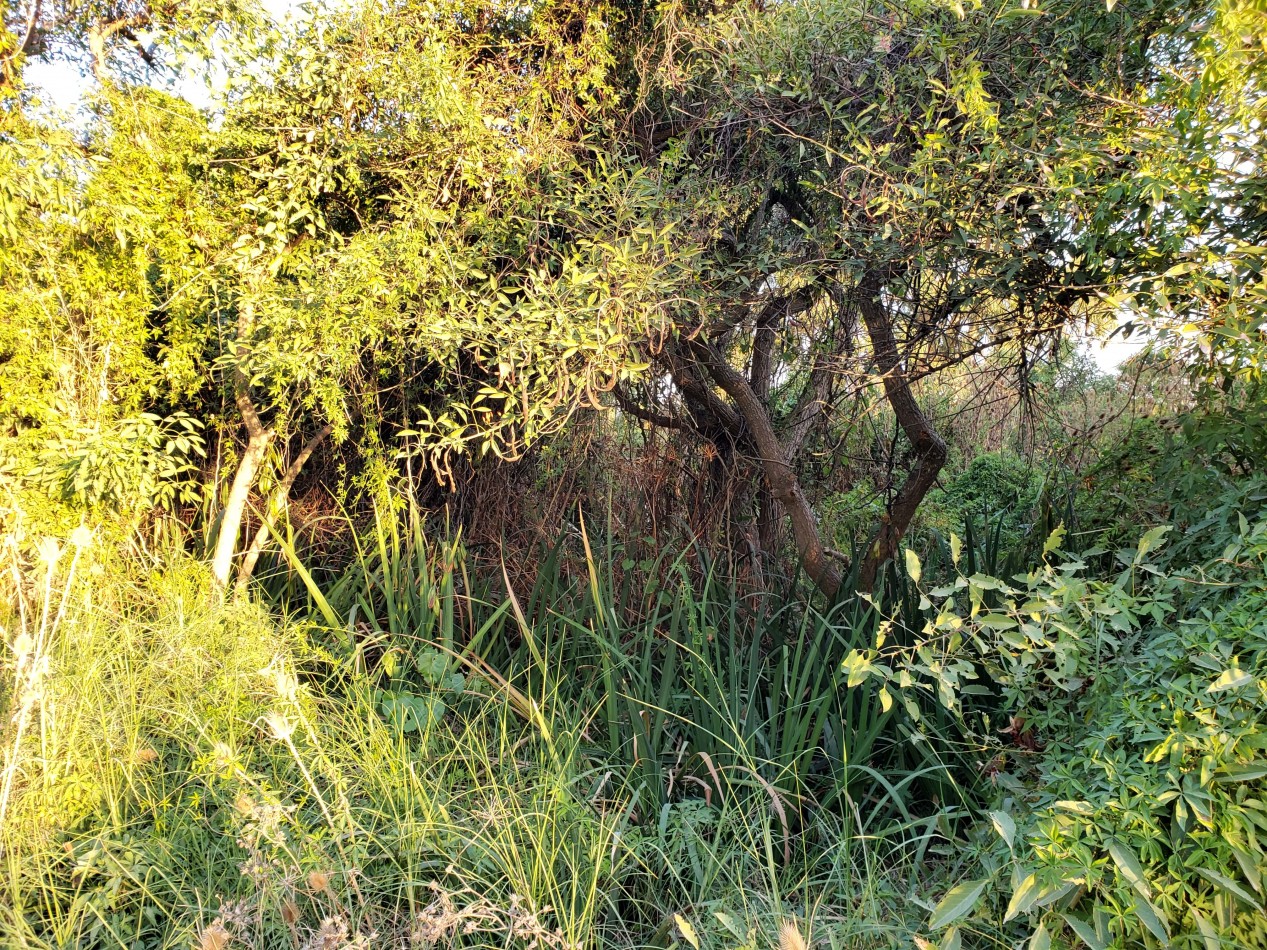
[3, 474, 1267, 949]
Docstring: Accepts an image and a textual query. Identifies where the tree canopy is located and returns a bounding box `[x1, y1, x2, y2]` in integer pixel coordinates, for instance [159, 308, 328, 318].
[2, 0, 1263, 588]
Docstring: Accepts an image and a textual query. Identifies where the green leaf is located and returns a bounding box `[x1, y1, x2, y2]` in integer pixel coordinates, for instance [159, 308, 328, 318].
[1028, 922, 1051, 950]
[1208, 668, 1253, 692]
[1193, 867, 1263, 911]
[1191, 909, 1219, 950]
[1034, 881, 1077, 910]
[265, 520, 340, 629]
[1005, 873, 1041, 922]
[979, 613, 1018, 631]
[1131, 895, 1169, 945]
[1211, 763, 1267, 783]
[1061, 914, 1107, 950]
[1135, 524, 1171, 561]
[990, 810, 1016, 850]
[1053, 800, 1096, 816]
[843, 650, 874, 688]
[377, 690, 443, 734]
[940, 926, 962, 950]
[878, 686, 894, 713]
[713, 912, 745, 942]
[1107, 838, 1151, 897]
[968, 573, 1006, 591]
[929, 879, 989, 929]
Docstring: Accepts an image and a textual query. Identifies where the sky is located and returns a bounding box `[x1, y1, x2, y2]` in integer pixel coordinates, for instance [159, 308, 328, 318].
[1088, 329, 1148, 372]
[21, 0, 308, 114]
[17, 2, 1148, 374]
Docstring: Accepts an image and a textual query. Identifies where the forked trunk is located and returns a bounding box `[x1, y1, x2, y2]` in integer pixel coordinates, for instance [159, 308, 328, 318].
[689, 339, 844, 600]
[235, 424, 332, 591]
[856, 272, 948, 591]
[210, 394, 272, 589]
[210, 301, 274, 590]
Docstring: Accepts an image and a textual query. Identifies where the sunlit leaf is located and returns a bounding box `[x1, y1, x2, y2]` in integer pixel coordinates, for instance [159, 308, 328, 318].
[929, 879, 988, 929]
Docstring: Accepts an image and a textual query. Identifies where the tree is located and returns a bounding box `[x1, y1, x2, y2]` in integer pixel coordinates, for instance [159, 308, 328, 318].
[612, 0, 1247, 594]
[198, 0, 692, 587]
[2, 0, 691, 585]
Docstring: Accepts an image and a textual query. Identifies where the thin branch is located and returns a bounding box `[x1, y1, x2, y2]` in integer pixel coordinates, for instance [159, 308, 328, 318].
[613, 384, 686, 430]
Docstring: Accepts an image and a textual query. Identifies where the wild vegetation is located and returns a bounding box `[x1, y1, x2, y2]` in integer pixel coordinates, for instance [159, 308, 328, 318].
[2, 0, 1265, 947]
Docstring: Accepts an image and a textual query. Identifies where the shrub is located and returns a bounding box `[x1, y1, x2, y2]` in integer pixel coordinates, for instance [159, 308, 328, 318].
[921, 451, 1044, 546]
[862, 510, 1267, 947]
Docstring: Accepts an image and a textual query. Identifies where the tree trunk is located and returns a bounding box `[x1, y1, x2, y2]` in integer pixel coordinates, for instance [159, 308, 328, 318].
[688, 339, 843, 600]
[856, 272, 948, 591]
[210, 390, 272, 588]
[211, 302, 273, 590]
[751, 303, 780, 561]
[235, 423, 332, 592]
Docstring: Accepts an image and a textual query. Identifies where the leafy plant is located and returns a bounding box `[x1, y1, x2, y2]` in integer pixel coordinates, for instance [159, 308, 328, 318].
[867, 512, 1267, 947]
[27, 412, 206, 511]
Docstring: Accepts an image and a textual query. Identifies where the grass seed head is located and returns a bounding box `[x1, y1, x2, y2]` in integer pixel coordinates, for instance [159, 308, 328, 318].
[779, 919, 807, 950]
[197, 919, 232, 950]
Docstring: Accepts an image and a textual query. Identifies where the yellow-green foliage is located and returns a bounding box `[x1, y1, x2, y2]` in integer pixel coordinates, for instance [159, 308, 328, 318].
[1, 538, 295, 842]
[0, 87, 225, 442]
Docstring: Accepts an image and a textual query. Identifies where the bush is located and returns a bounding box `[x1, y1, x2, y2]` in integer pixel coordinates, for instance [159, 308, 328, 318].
[862, 508, 1267, 947]
[921, 451, 1044, 546]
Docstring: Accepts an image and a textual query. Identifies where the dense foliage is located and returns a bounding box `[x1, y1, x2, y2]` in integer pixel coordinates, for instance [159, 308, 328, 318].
[2, 0, 1266, 947]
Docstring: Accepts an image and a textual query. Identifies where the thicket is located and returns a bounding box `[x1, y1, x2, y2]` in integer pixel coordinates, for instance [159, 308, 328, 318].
[4, 394, 1266, 949]
[3, 0, 1266, 948]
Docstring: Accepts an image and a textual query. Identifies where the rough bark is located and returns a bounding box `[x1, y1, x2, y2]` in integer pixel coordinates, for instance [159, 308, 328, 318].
[688, 339, 843, 599]
[14, 0, 41, 56]
[781, 350, 834, 460]
[235, 423, 332, 591]
[752, 351, 832, 561]
[856, 272, 948, 592]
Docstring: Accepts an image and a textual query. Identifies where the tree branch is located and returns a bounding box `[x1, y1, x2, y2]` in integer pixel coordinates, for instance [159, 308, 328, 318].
[665, 339, 745, 437]
[236, 423, 333, 591]
[856, 270, 948, 592]
[613, 384, 686, 430]
[687, 338, 843, 600]
[1, 0, 42, 86]
[87, 13, 150, 83]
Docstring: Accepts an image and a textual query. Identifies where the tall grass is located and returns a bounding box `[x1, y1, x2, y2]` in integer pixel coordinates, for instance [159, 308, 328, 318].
[0, 494, 977, 948]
